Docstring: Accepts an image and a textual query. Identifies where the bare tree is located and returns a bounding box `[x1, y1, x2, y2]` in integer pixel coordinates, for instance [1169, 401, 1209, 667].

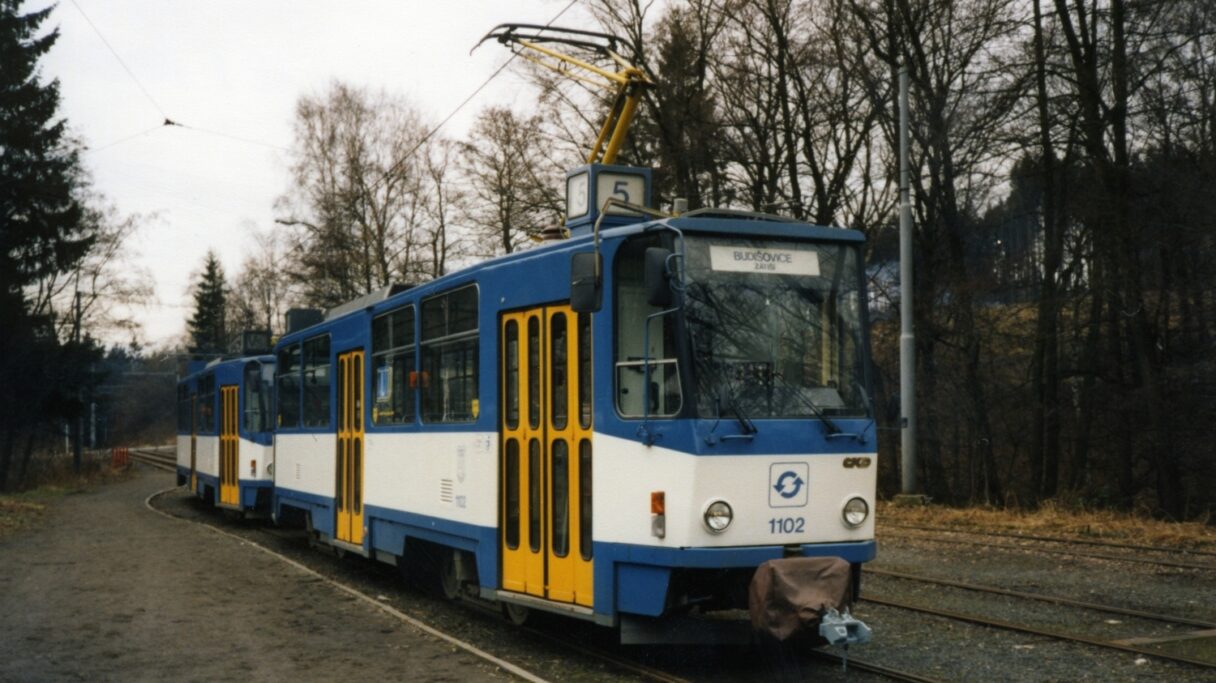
[276, 81, 435, 307]
[227, 224, 294, 339]
[460, 106, 563, 256]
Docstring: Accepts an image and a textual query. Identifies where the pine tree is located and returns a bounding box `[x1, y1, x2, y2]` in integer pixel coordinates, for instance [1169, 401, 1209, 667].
[0, 1, 96, 488]
[0, 1, 91, 305]
[188, 252, 228, 354]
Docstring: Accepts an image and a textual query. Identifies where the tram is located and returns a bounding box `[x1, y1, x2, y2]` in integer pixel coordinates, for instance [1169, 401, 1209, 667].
[174, 25, 877, 643]
[269, 197, 877, 638]
[175, 354, 275, 515]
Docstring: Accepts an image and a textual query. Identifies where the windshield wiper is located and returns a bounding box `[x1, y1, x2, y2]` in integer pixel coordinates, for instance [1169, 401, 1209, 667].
[713, 384, 758, 439]
[768, 371, 843, 436]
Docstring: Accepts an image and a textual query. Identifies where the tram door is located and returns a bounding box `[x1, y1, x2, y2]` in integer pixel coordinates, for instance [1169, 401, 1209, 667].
[219, 386, 240, 506]
[189, 394, 198, 492]
[335, 350, 365, 546]
[500, 306, 594, 607]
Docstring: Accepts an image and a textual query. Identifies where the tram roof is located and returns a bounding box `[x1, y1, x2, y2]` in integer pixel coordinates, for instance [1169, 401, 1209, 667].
[179, 354, 275, 383]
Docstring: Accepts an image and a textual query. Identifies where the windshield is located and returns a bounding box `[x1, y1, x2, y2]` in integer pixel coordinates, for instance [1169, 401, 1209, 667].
[682, 236, 868, 420]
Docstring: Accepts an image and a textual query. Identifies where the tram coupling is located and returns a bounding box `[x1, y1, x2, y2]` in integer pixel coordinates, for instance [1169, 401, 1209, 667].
[749, 556, 871, 651]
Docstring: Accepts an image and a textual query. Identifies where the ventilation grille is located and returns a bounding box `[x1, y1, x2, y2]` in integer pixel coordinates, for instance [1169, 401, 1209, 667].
[440, 479, 454, 503]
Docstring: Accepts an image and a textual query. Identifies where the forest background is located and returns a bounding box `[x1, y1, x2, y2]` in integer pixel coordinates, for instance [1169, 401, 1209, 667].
[3, 0, 1214, 521]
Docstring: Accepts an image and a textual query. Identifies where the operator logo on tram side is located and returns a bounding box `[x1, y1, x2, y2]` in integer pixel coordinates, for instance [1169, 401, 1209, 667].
[769, 462, 809, 508]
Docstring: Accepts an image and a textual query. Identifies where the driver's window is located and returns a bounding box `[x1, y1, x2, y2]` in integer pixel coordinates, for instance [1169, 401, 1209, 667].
[614, 236, 681, 418]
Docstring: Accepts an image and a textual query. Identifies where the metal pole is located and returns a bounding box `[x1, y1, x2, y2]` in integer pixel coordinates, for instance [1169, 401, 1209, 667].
[73, 291, 83, 472]
[899, 65, 917, 494]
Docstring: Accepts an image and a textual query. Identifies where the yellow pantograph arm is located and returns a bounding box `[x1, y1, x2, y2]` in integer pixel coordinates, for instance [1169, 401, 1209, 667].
[486, 26, 653, 165]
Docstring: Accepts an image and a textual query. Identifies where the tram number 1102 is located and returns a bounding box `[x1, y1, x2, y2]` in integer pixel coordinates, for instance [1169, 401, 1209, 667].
[768, 517, 806, 534]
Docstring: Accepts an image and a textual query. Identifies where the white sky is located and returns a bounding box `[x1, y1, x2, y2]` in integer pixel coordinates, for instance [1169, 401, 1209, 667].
[34, 0, 588, 348]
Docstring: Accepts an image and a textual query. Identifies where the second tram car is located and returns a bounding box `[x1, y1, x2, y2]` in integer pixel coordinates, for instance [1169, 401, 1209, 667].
[176, 355, 276, 515]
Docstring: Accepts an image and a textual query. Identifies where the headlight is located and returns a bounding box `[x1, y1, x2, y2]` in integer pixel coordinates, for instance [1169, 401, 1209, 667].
[842, 497, 869, 527]
[704, 500, 733, 533]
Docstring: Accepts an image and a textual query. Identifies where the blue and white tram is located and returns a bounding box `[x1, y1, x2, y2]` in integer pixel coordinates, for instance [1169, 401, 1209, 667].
[175, 355, 276, 514]
[270, 167, 876, 639]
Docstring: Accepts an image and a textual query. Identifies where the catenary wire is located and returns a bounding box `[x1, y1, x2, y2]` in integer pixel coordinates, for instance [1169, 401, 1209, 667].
[370, 0, 580, 191]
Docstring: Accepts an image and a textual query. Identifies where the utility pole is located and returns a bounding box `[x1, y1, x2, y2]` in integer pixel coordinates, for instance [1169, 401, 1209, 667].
[898, 65, 919, 499]
[73, 291, 83, 472]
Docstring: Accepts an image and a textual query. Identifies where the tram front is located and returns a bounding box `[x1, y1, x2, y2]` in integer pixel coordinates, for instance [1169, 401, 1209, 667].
[596, 218, 877, 643]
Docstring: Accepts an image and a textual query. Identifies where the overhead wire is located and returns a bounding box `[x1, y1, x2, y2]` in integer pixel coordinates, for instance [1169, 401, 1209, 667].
[69, 1, 288, 154]
[369, 0, 580, 191]
[68, 0, 170, 120]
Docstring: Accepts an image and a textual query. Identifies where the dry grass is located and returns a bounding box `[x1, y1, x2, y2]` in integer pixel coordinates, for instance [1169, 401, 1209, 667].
[878, 500, 1216, 551]
[0, 458, 136, 539]
[0, 492, 55, 538]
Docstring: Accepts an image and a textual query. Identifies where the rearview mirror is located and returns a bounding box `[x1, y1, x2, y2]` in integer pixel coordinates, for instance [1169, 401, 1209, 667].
[570, 252, 602, 313]
[645, 247, 673, 308]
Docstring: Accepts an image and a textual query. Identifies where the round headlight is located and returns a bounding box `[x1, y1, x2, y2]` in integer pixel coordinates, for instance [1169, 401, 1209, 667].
[704, 500, 733, 533]
[842, 497, 869, 527]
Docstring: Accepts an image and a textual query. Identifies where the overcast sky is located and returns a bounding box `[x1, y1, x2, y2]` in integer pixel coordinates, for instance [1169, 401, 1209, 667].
[35, 0, 589, 348]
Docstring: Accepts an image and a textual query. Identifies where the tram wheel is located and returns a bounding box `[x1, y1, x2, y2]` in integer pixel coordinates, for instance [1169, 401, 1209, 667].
[502, 602, 530, 626]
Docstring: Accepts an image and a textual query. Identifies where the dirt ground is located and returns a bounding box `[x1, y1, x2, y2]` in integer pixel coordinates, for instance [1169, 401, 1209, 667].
[0, 465, 510, 683]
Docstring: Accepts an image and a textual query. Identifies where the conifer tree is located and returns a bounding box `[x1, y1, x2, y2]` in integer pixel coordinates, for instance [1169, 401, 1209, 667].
[187, 252, 228, 354]
[0, 1, 90, 310]
[0, 1, 98, 487]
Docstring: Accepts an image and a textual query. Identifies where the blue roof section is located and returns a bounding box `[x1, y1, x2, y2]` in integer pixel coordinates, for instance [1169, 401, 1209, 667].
[276, 213, 866, 343]
[179, 354, 275, 384]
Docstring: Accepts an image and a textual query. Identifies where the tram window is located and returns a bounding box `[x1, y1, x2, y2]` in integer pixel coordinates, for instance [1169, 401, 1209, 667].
[551, 313, 568, 431]
[552, 439, 569, 557]
[302, 335, 331, 427]
[372, 306, 416, 425]
[277, 344, 301, 429]
[505, 439, 520, 549]
[198, 375, 216, 433]
[579, 439, 592, 560]
[177, 384, 191, 433]
[615, 236, 682, 418]
[421, 286, 479, 423]
[243, 362, 269, 433]
[527, 317, 540, 429]
[577, 313, 592, 429]
[504, 320, 519, 430]
[528, 438, 541, 553]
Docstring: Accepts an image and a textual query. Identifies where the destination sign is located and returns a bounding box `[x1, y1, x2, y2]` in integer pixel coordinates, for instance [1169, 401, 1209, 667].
[709, 245, 820, 276]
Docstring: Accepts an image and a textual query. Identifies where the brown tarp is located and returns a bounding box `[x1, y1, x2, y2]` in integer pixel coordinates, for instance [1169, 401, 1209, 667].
[748, 556, 852, 641]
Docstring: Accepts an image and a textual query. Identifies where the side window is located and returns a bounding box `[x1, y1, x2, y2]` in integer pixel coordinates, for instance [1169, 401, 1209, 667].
[421, 285, 479, 423]
[302, 335, 331, 427]
[372, 306, 416, 425]
[198, 375, 216, 433]
[177, 383, 191, 433]
[277, 344, 301, 428]
[614, 237, 682, 417]
[243, 362, 267, 433]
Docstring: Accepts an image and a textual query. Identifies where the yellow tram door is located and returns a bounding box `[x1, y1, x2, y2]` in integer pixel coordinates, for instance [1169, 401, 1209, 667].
[189, 394, 198, 492]
[219, 386, 240, 506]
[336, 350, 365, 546]
[500, 306, 593, 607]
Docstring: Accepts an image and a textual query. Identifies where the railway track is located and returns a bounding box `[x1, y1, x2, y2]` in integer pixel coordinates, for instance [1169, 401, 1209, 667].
[129, 448, 176, 471]
[863, 593, 1216, 671]
[882, 522, 1216, 560]
[883, 526, 1216, 572]
[867, 567, 1216, 630]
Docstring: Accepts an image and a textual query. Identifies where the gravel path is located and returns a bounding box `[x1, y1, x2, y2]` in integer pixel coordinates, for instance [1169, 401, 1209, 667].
[0, 466, 511, 682]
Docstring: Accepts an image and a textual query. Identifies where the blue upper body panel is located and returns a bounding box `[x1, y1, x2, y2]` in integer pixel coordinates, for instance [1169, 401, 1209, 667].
[176, 354, 275, 444]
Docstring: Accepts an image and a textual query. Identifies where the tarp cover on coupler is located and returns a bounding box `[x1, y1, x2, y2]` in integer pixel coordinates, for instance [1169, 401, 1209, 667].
[748, 556, 852, 641]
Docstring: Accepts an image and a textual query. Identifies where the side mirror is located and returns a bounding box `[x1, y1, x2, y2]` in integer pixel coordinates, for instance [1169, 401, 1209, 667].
[645, 247, 674, 308]
[570, 252, 602, 313]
